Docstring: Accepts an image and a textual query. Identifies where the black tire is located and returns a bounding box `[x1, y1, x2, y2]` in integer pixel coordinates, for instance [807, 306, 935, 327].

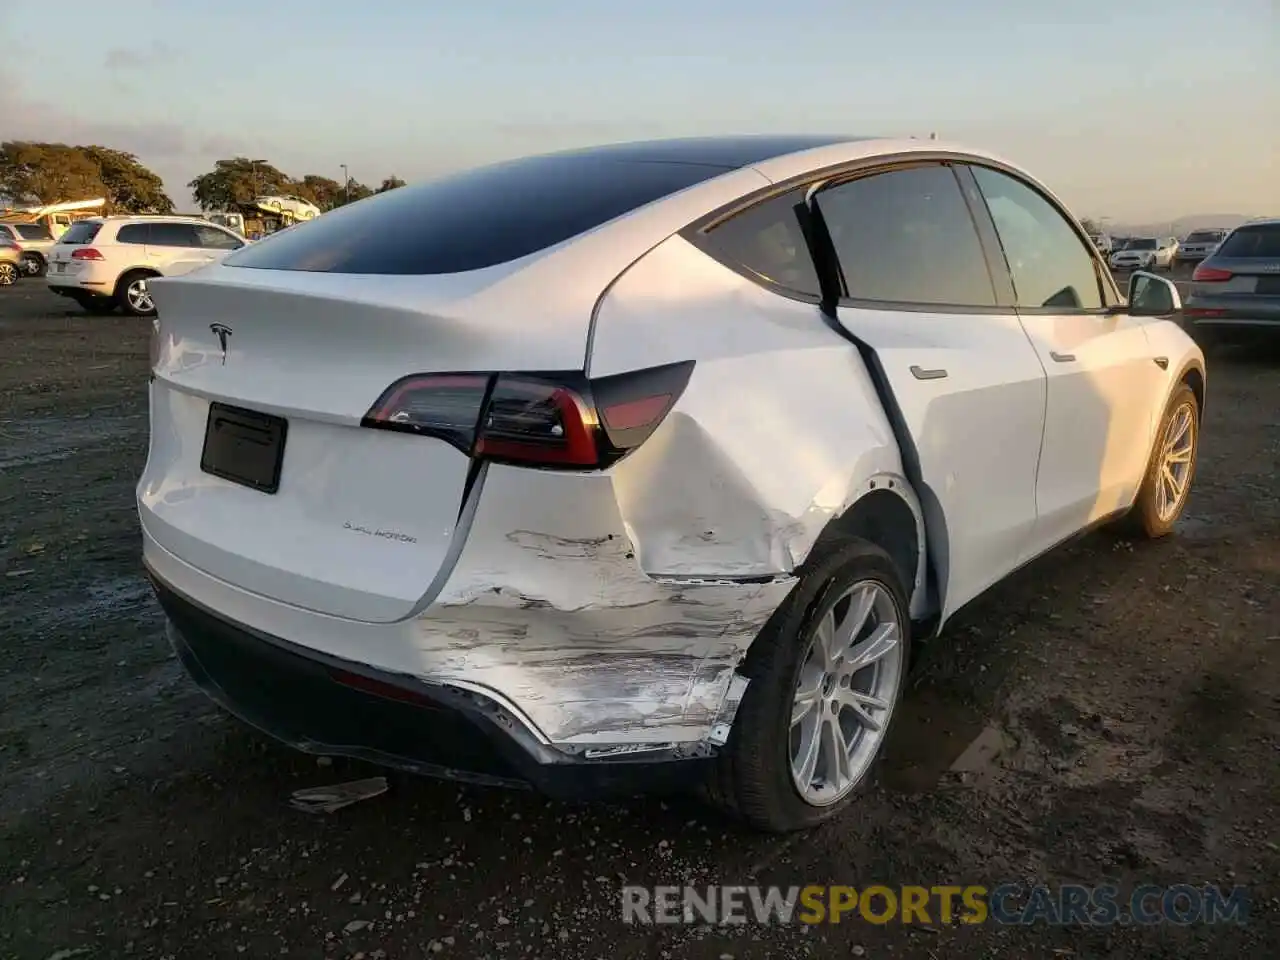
[20, 252, 46, 277]
[115, 270, 159, 317]
[1118, 382, 1199, 538]
[705, 539, 912, 833]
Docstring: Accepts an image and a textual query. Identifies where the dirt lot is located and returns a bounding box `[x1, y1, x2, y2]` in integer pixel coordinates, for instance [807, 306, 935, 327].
[1, 282, 1277, 960]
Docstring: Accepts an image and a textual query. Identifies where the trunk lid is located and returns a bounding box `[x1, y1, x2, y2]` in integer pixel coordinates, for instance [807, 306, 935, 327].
[139, 264, 593, 623]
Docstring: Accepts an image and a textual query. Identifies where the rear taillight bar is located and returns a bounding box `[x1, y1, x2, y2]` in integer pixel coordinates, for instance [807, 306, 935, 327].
[71, 247, 105, 261]
[1191, 265, 1232, 282]
[361, 362, 694, 470]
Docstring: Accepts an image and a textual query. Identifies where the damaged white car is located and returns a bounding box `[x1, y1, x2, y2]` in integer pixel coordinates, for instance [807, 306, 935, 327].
[138, 136, 1204, 832]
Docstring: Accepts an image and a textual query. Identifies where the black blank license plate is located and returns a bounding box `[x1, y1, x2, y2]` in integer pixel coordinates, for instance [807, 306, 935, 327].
[200, 403, 287, 494]
[1255, 276, 1280, 295]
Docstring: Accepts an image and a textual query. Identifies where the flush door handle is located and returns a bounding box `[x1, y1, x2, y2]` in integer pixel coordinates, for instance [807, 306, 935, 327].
[910, 365, 948, 380]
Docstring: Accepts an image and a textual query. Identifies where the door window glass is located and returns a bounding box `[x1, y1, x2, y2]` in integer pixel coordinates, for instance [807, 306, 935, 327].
[194, 225, 244, 250]
[970, 166, 1103, 310]
[814, 165, 997, 306]
[148, 223, 201, 248]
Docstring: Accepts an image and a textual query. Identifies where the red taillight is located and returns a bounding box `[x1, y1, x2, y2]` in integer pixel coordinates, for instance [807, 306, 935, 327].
[474, 377, 599, 466]
[1192, 264, 1232, 282]
[362, 362, 693, 470]
[71, 247, 104, 261]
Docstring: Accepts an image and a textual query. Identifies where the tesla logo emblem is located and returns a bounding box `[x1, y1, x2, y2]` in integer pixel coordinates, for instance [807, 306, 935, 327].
[209, 323, 232, 364]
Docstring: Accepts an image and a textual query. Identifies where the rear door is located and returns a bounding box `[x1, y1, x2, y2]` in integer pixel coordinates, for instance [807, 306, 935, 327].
[145, 222, 211, 276]
[963, 164, 1162, 551]
[814, 162, 1047, 619]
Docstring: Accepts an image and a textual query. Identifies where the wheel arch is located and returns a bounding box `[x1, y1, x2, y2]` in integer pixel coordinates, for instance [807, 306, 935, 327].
[116, 264, 162, 287]
[803, 475, 931, 621]
[1179, 359, 1205, 416]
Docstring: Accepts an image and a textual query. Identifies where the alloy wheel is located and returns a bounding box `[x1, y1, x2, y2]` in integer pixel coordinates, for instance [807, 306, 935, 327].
[1156, 401, 1196, 522]
[126, 277, 154, 314]
[0, 262, 17, 286]
[789, 578, 904, 806]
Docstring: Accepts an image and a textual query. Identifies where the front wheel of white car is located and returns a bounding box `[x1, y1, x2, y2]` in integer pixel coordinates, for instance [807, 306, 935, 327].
[0, 261, 17, 286]
[1120, 382, 1199, 538]
[706, 539, 911, 833]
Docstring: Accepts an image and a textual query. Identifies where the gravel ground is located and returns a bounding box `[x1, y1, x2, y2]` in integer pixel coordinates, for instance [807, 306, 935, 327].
[1, 280, 1277, 960]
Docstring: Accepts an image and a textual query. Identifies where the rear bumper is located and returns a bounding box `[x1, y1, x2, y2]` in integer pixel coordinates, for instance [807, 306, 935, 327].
[149, 569, 718, 799]
[1184, 297, 1280, 330]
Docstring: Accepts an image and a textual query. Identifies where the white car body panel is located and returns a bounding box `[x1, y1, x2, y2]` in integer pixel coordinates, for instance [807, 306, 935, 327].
[136, 136, 1206, 762]
[830, 307, 1046, 619]
[1017, 313, 1163, 548]
[589, 233, 929, 612]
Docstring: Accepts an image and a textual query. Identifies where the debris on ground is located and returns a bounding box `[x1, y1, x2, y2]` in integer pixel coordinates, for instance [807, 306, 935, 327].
[289, 776, 389, 814]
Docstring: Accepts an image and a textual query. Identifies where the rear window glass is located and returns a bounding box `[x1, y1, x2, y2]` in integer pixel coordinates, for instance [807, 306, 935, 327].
[224, 154, 730, 275]
[58, 221, 102, 245]
[1216, 224, 1280, 258]
[14, 224, 52, 240]
[1129, 238, 1156, 250]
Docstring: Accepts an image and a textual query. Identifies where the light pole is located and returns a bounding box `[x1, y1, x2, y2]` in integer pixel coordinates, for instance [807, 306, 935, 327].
[340, 164, 349, 204]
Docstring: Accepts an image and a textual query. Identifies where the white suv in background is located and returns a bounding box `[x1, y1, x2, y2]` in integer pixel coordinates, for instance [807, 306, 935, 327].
[47, 216, 246, 316]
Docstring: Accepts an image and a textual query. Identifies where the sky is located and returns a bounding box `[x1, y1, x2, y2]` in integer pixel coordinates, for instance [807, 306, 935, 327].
[1, 1, 1276, 223]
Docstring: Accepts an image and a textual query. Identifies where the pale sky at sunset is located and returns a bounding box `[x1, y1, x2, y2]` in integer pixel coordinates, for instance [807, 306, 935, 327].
[2, 0, 1276, 222]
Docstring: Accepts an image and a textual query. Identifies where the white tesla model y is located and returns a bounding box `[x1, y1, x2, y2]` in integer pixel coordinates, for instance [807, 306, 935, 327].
[138, 136, 1204, 832]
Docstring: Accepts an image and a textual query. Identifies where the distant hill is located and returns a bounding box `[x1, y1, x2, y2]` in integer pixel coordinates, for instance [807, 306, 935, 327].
[1108, 214, 1266, 238]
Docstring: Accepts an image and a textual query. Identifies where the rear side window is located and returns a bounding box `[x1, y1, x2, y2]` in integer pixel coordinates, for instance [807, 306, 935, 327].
[14, 224, 52, 241]
[148, 223, 200, 248]
[700, 190, 821, 296]
[224, 154, 730, 275]
[58, 221, 101, 245]
[815, 164, 997, 306]
[116, 224, 151, 245]
[1217, 224, 1280, 258]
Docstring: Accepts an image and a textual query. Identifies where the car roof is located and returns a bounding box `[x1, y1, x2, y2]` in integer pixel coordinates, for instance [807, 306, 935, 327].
[540, 134, 872, 169]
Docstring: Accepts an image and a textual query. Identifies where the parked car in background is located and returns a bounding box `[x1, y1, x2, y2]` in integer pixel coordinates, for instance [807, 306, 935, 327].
[46, 216, 246, 317]
[1175, 229, 1227, 265]
[0, 237, 23, 286]
[0, 221, 55, 276]
[138, 135, 1204, 832]
[1184, 218, 1280, 347]
[1110, 236, 1177, 272]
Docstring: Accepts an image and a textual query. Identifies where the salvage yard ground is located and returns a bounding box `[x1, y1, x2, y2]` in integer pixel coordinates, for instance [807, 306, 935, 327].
[1, 282, 1277, 960]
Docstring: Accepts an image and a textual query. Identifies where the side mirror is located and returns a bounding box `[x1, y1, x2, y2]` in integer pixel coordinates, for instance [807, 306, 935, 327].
[1127, 271, 1182, 317]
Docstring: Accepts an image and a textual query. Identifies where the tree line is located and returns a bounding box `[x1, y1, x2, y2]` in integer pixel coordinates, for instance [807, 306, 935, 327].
[0, 141, 405, 214]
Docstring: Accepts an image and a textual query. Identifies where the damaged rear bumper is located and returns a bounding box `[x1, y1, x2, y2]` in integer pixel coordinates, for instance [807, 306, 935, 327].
[151, 572, 738, 799]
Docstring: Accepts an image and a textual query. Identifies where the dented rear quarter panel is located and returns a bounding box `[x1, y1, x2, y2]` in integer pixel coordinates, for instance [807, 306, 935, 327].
[590, 233, 929, 606]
